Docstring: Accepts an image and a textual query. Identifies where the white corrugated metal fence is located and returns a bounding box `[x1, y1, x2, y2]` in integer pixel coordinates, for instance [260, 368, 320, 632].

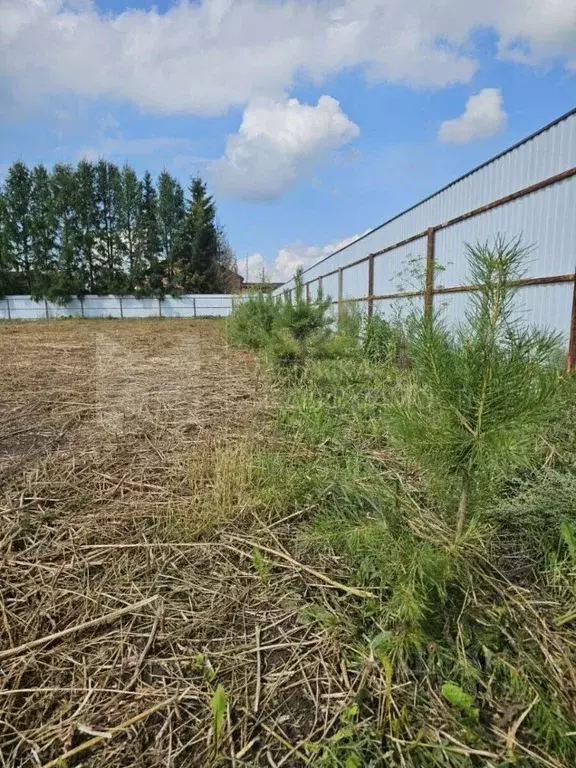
[0, 294, 237, 321]
[275, 108, 576, 362]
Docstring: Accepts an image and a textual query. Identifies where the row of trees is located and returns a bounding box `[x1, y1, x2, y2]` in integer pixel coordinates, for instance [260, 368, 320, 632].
[0, 160, 238, 301]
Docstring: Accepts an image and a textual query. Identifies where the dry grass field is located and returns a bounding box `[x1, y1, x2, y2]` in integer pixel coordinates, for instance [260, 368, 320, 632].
[0, 320, 348, 767]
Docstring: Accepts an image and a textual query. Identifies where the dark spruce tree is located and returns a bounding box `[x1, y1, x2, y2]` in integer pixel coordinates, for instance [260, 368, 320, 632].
[75, 159, 99, 293]
[51, 163, 84, 303]
[96, 160, 124, 293]
[0, 191, 13, 297]
[119, 164, 141, 292]
[29, 164, 58, 300]
[134, 171, 163, 296]
[158, 170, 185, 294]
[3, 161, 34, 292]
[175, 176, 220, 293]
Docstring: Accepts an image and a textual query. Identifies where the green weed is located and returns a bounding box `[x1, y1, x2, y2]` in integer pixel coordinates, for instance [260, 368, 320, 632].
[210, 684, 228, 756]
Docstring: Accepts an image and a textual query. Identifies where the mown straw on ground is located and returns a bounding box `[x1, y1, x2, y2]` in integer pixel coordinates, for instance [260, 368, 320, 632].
[0, 319, 360, 767]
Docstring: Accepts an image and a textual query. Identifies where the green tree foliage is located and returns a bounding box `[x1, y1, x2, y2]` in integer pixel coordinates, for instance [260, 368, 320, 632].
[134, 171, 163, 296]
[0, 160, 238, 300]
[0, 193, 13, 296]
[118, 164, 141, 291]
[386, 237, 563, 540]
[267, 270, 334, 368]
[227, 269, 348, 370]
[158, 170, 185, 292]
[51, 163, 84, 303]
[75, 159, 99, 293]
[215, 224, 238, 292]
[29, 164, 58, 300]
[175, 176, 220, 292]
[96, 160, 124, 293]
[3, 161, 34, 292]
[227, 292, 279, 350]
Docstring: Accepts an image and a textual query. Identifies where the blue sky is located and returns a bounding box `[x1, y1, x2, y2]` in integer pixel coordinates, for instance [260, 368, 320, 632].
[1, 1, 575, 280]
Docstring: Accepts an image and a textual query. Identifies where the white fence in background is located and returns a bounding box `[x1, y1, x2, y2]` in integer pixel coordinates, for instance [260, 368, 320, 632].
[0, 294, 237, 321]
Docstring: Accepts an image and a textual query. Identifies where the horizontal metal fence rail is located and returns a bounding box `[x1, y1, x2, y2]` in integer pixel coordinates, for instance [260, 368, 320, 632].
[0, 294, 238, 321]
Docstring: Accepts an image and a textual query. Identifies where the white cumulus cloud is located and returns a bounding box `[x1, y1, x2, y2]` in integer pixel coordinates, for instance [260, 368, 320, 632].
[438, 88, 507, 144]
[1, 1, 575, 118]
[245, 231, 367, 282]
[209, 96, 359, 199]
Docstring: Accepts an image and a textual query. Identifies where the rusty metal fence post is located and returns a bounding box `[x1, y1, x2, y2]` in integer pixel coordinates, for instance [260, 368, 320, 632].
[367, 254, 375, 317]
[569, 277, 576, 370]
[424, 228, 436, 320]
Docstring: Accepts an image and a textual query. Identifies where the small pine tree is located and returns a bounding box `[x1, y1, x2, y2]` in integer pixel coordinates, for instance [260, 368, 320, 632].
[227, 291, 279, 349]
[386, 236, 563, 540]
[268, 269, 333, 368]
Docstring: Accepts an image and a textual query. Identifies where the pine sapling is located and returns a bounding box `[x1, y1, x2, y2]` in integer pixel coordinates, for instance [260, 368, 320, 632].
[268, 268, 333, 368]
[386, 236, 562, 541]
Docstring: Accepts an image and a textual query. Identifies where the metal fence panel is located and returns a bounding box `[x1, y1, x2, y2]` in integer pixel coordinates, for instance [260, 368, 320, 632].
[372, 295, 425, 323]
[272, 110, 576, 359]
[194, 296, 233, 317]
[1, 296, 45, 319]
[308, 280, 320, 301]
[373, 236, 428, 295]
[512, 283, 574, 340]
[434, 291, 471, 329]
[321, 273, 339, 302]
[342, 261, 369, 299]
[82, 296, 123, 318]
[436, 282, 573, 342]
[161, 296, 196, 318]
[0, 294, 237, 321]
[435, 178, 576, 288]
[47, 298, 83, 318]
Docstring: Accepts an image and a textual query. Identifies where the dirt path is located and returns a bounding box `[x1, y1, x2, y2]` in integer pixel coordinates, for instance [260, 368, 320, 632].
[0, 320, 340, 767]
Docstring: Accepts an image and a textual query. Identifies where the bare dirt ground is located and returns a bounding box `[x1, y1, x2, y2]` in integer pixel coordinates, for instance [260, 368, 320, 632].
[0, 320, 347, 768]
